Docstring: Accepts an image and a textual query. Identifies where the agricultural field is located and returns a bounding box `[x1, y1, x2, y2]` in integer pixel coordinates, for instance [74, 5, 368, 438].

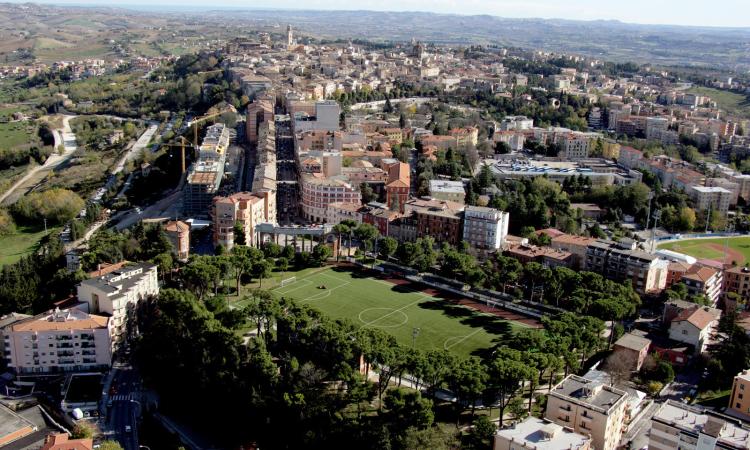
[658, 236, 750, 266]
[687, 86, 750, 119]
[267, 265, 538, 359]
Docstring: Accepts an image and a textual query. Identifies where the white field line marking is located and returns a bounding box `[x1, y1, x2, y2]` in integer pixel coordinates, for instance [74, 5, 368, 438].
[443, 328, 484, 350]
[360, 296, 430, 328]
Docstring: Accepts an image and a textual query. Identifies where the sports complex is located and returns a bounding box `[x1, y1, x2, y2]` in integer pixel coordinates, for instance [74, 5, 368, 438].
[658, 235, 750, 266]
[271, 264, 540, 359]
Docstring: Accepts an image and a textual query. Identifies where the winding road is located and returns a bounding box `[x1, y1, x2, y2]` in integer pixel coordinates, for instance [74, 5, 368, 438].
[0, 115, 78, 206]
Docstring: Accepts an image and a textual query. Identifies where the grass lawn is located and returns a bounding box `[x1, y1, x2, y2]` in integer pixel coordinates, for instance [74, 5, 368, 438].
[0, 120, 37, 148]
[658, 236, 750, 265]
[687, 86, 750, 119]
[694, 388, 731, 408]
[0, 225, 57, 266]
[263, 266, 528, 359]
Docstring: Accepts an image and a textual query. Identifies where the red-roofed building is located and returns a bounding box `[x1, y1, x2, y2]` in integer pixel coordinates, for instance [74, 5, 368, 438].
[668, 306, 720, 355]
[41, 433, 94, 450]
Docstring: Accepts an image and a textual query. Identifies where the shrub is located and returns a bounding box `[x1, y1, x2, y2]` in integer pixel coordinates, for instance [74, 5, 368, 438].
[13, 188, 84, 225]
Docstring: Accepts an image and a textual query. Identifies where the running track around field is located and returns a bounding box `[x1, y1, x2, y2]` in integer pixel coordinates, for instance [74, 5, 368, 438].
[372, 272, 543, 329]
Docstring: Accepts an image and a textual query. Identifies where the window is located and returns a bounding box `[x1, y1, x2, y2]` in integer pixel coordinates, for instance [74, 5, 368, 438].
[738, 403, 742, 408]
[740, 393, 744, 400]
[682, 329, 688, 335]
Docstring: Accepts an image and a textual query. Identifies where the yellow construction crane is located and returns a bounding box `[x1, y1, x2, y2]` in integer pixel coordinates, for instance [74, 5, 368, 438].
[162, 136, 193, 174]
[188, 111, 225, 148]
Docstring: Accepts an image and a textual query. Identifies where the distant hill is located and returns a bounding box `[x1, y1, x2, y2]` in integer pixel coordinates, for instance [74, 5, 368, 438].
[200, 8, 750, 70]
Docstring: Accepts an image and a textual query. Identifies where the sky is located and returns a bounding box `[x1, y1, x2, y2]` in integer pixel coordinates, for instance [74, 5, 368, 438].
[15, 0, 750, 27]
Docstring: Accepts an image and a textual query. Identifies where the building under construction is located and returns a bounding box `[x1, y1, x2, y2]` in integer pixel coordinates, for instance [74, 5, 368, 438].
[184, 160, 224, 217]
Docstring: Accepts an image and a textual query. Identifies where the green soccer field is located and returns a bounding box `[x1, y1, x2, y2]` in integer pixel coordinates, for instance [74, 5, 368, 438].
[659, 236, 750, 265]
[271, 266, 527, 359]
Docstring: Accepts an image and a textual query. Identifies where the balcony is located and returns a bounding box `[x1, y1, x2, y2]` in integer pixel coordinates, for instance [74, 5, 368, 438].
[58, 359, 75, 364]
[57, 351, 74, 357]
[55, 335, 72, 341]
[82, 350, 96, 356]
[57, 343, 73, 349]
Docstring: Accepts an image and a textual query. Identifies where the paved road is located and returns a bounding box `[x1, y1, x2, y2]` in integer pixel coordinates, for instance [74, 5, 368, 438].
[106, 366, 142, 450]
[112, 125, 158, 176]
[0, 115, 78, 205]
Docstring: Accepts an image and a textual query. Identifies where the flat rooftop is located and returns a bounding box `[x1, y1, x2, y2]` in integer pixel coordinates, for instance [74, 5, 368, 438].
[551, 375, 627, 413]
[654, 400, 750, 447]
[495, 417, 590, 450]
[0, 404, 36, 447]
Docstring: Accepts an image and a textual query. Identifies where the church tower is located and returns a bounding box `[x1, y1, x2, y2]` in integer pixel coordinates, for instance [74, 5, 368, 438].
[286, 24, 293, 47]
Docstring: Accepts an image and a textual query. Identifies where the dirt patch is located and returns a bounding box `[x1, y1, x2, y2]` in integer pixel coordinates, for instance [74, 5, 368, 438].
[705, 243, 745, 266]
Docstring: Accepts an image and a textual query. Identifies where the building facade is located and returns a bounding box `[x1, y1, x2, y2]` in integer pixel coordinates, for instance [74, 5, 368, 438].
[462, 206, 510, 251]
[585, 241, 669, 295]
[649, 401, 750, 450]
[76, 263, 158, 348]
[1, 309, 112, 374]
[545, 375, 629, 450]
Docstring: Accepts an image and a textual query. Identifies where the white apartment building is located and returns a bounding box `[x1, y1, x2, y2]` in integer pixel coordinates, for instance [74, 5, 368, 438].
[646, 117, 671, 140]
[689, 186, 732, 216]
[1, 309, 112, 374]
[500, 115, 534, 131]
[462, 206, 509, 251]
[649, 400, 750, 450]
[560, 133, 592, 160]
[76, 263, 159, 348]
[493, 417, 591, 450]
[545, 375, 629, 450]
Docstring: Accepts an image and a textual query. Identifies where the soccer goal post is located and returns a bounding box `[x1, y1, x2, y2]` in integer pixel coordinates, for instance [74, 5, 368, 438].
[280, 276, 297, 287]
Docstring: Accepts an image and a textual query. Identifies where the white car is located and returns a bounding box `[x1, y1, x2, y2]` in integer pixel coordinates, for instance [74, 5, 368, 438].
[125, 425, 132, 433]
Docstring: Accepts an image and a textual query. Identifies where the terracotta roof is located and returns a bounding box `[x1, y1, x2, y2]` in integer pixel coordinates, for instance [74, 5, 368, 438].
[682, 266, 718, 283]
[41, 433, 94, 450]
[164, 220, 189, 233]
[672, 307, 719, 331]
[87, 261, 129, 278]
[11, 310, 109, 332]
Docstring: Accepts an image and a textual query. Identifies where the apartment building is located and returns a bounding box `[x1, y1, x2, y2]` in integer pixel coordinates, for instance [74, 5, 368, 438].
[545, 375, 629, 450]
[429, 180, 465, 203]
[650, 400, 750, 450]
[184, 160, 223, 217]
[560, 133, 591, 160]
[689, 186, 732, 216]
[198, 123, 230, 161]
[413, 201, 464, 247]
[585, 241, 669, 295]
[1, 309, 112, 374]
[500, 116, 534, 131]
[681, 265, 723, 307]
[76, 263, 159, 347]
[246, 96, 274, 145]
[493, 417, 591, 450]
[212, 192, 266, 250]
[550, 234, 597, 269]
[163, 220, 190, 261]
[729, 370, 750, 420]
[462, 206, 509, 251]
[448, 126, 479, 147]
[724, 266, 750, 306]
[300, 174, 361, 223]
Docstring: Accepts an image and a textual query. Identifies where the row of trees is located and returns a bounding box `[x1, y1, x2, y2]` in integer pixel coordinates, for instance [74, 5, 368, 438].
[136, 285, 604, 449]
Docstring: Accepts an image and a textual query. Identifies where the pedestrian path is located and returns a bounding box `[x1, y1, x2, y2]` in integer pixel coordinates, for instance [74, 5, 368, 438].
[110, 393, 137, 401]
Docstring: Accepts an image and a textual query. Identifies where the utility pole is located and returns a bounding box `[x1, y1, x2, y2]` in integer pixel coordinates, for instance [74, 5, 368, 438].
[650, 210, 661, 253]
[43, 218, 47, 233]
[645, 191, 655, 230]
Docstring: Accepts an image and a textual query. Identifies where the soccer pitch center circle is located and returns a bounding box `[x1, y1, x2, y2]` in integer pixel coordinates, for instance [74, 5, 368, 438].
[358, 307, 409, 328]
